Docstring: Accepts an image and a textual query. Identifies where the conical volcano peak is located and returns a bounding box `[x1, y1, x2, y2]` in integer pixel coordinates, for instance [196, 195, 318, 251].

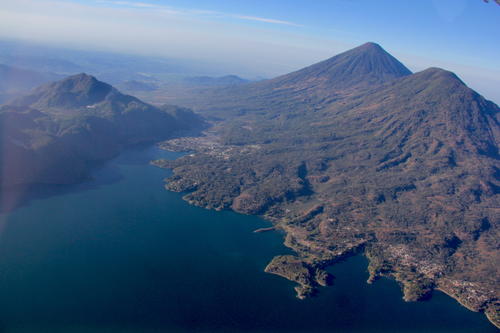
[326, 42, 412, 77]
[264, 42, 412, 93]
[355, 42, 384, 52]
[11, 73, 114, 109]
[57, 73, 111, 96]
[347, 42, 399, 59]
[66, 72, 95, 81]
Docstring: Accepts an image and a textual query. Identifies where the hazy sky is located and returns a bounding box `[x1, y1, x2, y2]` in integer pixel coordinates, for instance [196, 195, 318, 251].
[0, 0, 499, 102]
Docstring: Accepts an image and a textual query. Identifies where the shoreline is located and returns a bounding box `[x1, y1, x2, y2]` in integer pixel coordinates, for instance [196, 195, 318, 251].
[155, 142, 499, 330]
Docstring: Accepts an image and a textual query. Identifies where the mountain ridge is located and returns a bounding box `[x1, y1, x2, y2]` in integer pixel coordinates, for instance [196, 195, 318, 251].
[153, 42, 413, 116]
[0, 74, 205, 201]
[0, 64, 62, 103]
[264, 42, 412, 90]
[12, 73, 115, 109]
[153, 42, 500, 328]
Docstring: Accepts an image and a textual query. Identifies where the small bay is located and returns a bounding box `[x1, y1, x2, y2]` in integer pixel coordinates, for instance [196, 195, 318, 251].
[0, 146, 495, 332]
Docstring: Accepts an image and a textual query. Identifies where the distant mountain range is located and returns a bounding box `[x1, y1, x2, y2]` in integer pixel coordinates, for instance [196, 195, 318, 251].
[0, 64, 62, 103]
[155, 43, 500, 328]
[117, 80, 159, 92]
[183, 75, 249, 86]
[0, 39, 253, 85]
[116, 74, 251, 109]
[0, 74, 204, 200]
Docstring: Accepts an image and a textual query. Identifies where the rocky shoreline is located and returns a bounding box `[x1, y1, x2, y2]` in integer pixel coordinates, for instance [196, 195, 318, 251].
[152, 132, 500, 329]
[148, 43, 500, 330]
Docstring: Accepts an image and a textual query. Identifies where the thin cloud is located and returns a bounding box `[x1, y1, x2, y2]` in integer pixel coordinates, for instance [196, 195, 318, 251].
[95, 0, 303, 27]
[233, 15, 303, 27]
[97, 1, 160, 8]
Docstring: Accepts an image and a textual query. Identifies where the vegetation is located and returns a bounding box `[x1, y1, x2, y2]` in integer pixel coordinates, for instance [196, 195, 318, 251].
[156, 43, 500, 327]
[0, 73, 205, 191]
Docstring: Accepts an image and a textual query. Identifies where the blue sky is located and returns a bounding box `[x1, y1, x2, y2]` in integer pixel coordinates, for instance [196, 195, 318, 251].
[0, 0, 499, 101]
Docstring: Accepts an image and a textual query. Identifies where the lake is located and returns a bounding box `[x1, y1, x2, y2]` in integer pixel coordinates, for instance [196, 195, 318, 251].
[0, 146, 496, 332]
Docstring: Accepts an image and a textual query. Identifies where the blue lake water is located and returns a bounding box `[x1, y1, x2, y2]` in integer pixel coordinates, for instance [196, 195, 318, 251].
[0, 146, 496, 332]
